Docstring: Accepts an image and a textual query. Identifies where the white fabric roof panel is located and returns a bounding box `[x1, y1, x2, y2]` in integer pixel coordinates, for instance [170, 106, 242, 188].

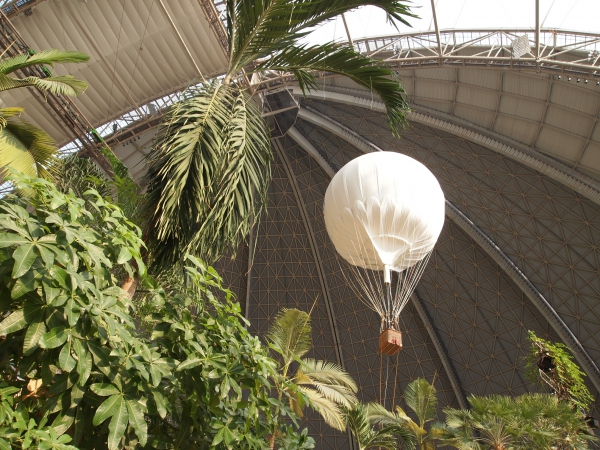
[2, 0, 228, 144]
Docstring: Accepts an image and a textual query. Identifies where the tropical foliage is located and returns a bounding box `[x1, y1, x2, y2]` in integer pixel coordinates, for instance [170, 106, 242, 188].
[0, 172, 313, 449]
[0, 107, 58, 179]
[441, 393, 597, 450]
[145, 0, 415, 267]
[267, 308, 357, 433]
[368, 378, 439, 450]
[526, 330, 594, 411]
[0, 49, 89, 179]
[345, 402, 406, 450]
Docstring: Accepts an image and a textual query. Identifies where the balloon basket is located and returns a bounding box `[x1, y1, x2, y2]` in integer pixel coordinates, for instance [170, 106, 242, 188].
[379, 329, 402, 356]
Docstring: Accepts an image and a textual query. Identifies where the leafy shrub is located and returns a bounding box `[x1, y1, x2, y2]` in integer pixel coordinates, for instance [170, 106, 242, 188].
[0, 173, 312, 449]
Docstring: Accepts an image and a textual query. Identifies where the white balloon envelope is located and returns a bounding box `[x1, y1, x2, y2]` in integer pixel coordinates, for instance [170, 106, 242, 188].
[323, 151, 445, 339]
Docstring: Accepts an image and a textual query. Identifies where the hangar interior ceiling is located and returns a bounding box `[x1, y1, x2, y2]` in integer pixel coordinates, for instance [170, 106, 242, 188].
[1, 2, 600, 448]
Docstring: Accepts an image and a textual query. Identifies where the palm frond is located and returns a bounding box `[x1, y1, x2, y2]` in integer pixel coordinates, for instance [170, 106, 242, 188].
[296, 358, 357, 407]
[0, 107, 24, 129]
[404, 378, 438, 427]
[0, 119, 58, 179]
[145, 80, 271, 267]
[345, 403, 402, 450]
[254, 42, 410, 135]
[227, 0, 416, 74]
[0, 73, 87, 96]
[27, 76, 88, 96]
[54, 154, 112, 199]
[0, 49, 89, 74]
[298, 359, 358, 391]
[299, 386, 346, 431]
[267, 308, 312, 365]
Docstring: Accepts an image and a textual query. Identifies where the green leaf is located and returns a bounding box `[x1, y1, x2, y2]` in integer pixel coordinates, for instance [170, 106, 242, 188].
[176, 357, 203, 371]
[90, 383, 120, 397]
[0, 233, 29, 247]
[12, 244, 38, 278]
[117, 246, 132, 264]
[39, 325, 69, 349]
[152, 390, 168, 419]
[126, 399, 148, 446]
[93, 394, 122, 426]
[59, 339, 76, 371]
[108, 397, 128, 450]
[23, 313, 46, 354]
[0, 309, 26, 335]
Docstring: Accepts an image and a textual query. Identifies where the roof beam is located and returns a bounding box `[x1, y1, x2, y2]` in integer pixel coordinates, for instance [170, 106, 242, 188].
[411, 292, 470, 409]
[293, 103, 600, 395]
[0, 9, 115, 176]
[445, 202, 600, 394]
[292, 109, 469, 407]
[158, 0, 203, 77]
[273, 139, 355, 450]
[535, 0, 541, 59]
[430, 0, 443, 64]
[290, 87, 600, 206]
[342, 13, 354, 47]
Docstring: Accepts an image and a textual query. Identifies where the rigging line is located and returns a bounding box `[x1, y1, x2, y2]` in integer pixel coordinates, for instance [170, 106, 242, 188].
[379, 349, 383, 405]
[124, 0, 157, 110]
[540, 0, 557, 28]
[558, 0, 579, 29]
[383, 354, 390, 408]
[392, 352, 400, 409]
[107, 0, 128, 119]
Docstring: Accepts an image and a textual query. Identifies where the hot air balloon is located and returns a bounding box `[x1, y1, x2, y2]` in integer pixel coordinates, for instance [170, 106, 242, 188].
[324, 151, 445, 355]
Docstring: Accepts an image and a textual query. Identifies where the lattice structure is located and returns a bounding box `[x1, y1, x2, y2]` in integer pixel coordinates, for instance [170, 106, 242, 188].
[353, 29, 600, 78]
[179, 89, 600, 446]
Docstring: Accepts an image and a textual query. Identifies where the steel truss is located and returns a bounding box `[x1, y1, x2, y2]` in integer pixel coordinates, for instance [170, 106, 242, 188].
[353, 29, 600, 77]
[0, 10, 114, 174]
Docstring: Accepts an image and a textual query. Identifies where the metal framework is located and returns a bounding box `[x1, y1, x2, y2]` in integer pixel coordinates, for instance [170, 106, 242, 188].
[0, 9, 114, 174]
[353, 28, 600, 77]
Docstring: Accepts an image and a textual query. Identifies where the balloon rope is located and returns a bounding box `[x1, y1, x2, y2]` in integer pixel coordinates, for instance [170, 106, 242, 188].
[392, 352, 400, 409]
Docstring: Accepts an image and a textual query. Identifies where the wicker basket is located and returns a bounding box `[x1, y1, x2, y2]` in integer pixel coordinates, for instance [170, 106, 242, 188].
[379, 329, 403, 356]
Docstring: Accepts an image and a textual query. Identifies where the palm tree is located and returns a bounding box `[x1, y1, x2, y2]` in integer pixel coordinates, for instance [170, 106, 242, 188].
[440, 393, 596, 450]
[0, 49, 89, 178]
[145, 0, 415, 267]
[368, 378, 440, 450]
[345, 402, 410, 450]
[0, 48, 89, 96]
[0, 107, 57, 179]
[267, 308, 358, 435]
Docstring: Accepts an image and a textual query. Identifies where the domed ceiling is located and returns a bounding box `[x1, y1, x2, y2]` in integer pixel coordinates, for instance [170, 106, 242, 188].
[100, 64, 600, 450]
[2, 3, 600, 446]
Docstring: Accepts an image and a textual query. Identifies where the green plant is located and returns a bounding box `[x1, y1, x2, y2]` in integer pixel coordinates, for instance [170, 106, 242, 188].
[267, 308, 357, 436]
[0, 107, 58, 179]
[345, 402, 404, 450]
[0, 172, 312, 449]
[441, 393, 597, 450]
[0, 49, 89, 96]
[145, 0, 415, 267]
[526, 331, 594, 411]
[53, 154, 112, 199]
[0, 49, 89, 179]
[368, 378, 439, 450]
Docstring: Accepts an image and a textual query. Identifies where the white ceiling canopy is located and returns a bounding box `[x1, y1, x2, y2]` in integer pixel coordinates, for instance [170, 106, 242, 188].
[0, 0, 228, 145]
[306, 0, 600, 44]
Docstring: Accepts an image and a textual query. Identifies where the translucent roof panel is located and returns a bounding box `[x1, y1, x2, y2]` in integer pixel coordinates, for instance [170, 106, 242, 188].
[306, 0, 600, 44]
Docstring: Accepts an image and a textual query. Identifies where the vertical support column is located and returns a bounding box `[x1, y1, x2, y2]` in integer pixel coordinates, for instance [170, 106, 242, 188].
[430, 0, 443, 65]
[535, 0, 541, 59]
